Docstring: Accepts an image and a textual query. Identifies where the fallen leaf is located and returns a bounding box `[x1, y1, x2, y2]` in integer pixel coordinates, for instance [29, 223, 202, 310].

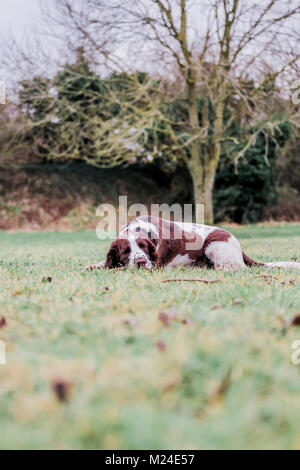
[181, 317, 195, 326]
[281, 278, 295, 286]
[216, 370, 231, 396]
[12, 290, 22, 297]
[232, 298, 244, 305]
[156, 340, 167, 352]
[100, 286, 109, 294]
[291, 314, 300, 327]
[51, 379, 72, 403]
[277, 316, 286, 328]
[122, 317, 140, 327]
[210, 304, 222, 310]
[163, 381, 178, 392]
[0, 317, 7, 329]
[158, 311, 177, 328]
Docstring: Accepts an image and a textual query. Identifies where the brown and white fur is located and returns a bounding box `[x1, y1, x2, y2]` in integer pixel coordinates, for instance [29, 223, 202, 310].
[86, 216, 300, 271]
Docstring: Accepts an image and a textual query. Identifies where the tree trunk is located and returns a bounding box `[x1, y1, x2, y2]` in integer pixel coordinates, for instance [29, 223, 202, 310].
[186, 65, 223, 225]
[188, 155, 217, 225]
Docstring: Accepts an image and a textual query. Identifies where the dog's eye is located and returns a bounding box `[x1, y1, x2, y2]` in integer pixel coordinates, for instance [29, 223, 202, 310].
[123, 247, 130, 254]
[138, 241, 146, 248]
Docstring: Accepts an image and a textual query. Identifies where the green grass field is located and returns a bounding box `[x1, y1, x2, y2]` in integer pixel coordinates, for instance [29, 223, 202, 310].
[0, 225, 300, 450]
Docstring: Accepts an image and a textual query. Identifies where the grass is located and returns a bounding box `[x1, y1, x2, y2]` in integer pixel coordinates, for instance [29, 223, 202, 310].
[0, 224, 300, 450]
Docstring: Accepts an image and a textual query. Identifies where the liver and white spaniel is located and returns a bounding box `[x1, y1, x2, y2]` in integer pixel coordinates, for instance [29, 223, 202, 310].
[86, 216, 300, 271]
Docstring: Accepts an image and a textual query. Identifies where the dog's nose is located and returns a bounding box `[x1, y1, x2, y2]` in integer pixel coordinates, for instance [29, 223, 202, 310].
[136, 258, 147, 267]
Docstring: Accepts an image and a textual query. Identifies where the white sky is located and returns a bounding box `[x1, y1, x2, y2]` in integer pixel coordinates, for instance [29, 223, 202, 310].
[0, 0, 299, 89]
[0, 0, 40, 37]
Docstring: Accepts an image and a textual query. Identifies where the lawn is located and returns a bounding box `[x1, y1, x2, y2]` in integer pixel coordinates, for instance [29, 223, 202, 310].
[0, 224, 300, 450]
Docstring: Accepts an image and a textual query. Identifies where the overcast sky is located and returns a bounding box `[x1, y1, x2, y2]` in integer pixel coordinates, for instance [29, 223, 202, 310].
[1, 0, 299, 92]
[0, 0, 40, 38]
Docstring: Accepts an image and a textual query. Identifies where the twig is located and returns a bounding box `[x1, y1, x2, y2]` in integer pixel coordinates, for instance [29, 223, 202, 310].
[255, 274, 279, 280]
[162, 278, 222, 284]
[109, 266, 128, 272]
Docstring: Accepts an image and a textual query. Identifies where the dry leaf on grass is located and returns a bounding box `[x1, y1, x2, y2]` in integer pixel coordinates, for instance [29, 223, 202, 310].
[122, 317, 140, 328]
[156, 340, 167, 352]
[100, 286, 109, 294]
[12, 290, 22, 297]
[158, 311, 177, 328]
[181, 317, 195, 326]
[291, 315, 300, 327]
[0, 317, 7, 329]
[232, 298, 245, 305]
[281, 278, 296, 286]
[158, 311, 194, 328]
[51, 379, 73, 403]
[210, 304, 222, 310]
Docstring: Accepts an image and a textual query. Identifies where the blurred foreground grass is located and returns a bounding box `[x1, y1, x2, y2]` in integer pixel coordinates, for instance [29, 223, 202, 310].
[0, 224, 300, 449]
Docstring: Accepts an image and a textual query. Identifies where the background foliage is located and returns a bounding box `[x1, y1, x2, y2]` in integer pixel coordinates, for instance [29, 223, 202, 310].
[0, 58, 293, 224]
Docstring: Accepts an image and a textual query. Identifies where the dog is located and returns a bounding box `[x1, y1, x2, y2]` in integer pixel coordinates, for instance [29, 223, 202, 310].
[86, 216, 300, 271]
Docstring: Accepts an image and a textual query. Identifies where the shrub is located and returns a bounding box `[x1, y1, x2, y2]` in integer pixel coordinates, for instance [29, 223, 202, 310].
[214, 122, 291, 223]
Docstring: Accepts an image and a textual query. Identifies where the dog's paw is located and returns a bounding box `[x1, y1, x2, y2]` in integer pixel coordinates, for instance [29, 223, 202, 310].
[85, 261, 105, 271]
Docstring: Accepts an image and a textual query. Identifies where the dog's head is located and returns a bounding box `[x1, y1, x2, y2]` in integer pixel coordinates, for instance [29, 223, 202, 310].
[105, 235, 157, 269]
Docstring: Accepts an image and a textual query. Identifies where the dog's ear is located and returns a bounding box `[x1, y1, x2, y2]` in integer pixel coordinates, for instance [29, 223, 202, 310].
[105, 242, 120, 269]
[147, 239, 158, 263]
[156, 239, 171, 267]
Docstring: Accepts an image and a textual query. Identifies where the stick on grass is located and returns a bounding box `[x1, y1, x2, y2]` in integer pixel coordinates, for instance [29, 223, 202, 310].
[162, 278, 222, 284]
